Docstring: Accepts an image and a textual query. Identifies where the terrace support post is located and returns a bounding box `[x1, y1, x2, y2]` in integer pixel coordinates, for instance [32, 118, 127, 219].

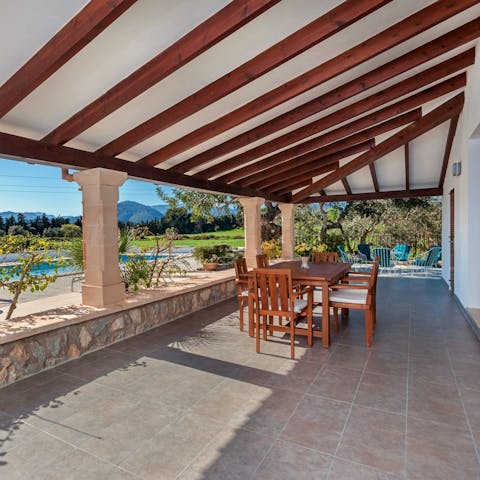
[74, 168, 127, 308]
[239, 196, 264, 268]
[279, 203, 296, 260]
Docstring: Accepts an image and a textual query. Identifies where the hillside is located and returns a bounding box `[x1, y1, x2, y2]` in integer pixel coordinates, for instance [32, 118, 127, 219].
[117, 201, 166, 224]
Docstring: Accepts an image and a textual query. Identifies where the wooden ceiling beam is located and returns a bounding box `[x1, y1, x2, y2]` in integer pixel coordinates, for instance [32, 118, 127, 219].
[274, 179, 314, 197]
[0, 0, 137, 118]
[369, 163, 380, 192]
[0, 132, 287, 202]
[291, 93, 464, 203]
[142, 3, 480, 169]
[237, 109, 419, 187]
[302, 188, 442, 203]
[195, 62, 468, 181]
[264, 162, 341, 194]
[249, 140, 373, 190]
[97, 0, 389, 157]
[405, 143, 410, 190]
[342, 178, 353, 195]
[42, 0, 280, 145]
[439, 115, 460, 187]
[202, 108, 420, 182]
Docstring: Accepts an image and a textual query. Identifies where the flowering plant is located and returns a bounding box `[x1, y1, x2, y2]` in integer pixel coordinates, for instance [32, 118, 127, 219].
[295, 243, 313, 257]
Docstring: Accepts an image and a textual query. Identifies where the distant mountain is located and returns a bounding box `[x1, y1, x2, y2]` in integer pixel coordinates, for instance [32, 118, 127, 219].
[150, 204, 170, 216]
[0, 211, 80, 222]
[0, 201, 169, 225]
[117, 201, 166, 224]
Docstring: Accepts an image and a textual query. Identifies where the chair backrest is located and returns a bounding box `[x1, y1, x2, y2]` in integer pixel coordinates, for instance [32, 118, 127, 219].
[393, 244, 411, 261]
[312, 251, 339, 263]
[358, 244, 371, 261]
[252, 268, 294, 317]
[337, 246, 350, 263]
[234, 257, 248, 278]
[366, 258, 381, 301]
[425, 246, 441, 267]
[372, 247, 391, 267]
[256, 253, 269, 268]
[233, 257, 248, 293]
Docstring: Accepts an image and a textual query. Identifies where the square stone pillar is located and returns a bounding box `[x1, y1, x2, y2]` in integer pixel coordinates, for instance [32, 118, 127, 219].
[74, 168, 127, 307]
[239, 197, 264, 268]
[279, 203, 296, 260]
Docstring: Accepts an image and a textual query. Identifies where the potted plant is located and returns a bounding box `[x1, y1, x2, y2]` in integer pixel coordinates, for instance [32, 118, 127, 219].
[295, 243, 313, 269]
[202, 254, 220, 271]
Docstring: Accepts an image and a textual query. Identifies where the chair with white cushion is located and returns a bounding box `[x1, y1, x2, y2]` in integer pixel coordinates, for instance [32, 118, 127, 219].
[252, 268, 313, 359]
[329, 258, 379, 347]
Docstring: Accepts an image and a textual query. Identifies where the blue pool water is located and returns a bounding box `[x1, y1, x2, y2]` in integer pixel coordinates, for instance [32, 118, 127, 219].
[1, 254, 170, 281]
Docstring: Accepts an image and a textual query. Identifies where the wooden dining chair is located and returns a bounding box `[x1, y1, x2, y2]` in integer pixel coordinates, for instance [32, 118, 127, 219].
[329, 258, 379, 347]
[312, 251, 339, 263]
[234, 258, 251, 332]
[256, 253, 269, 268]
[252, 268, 314, 359]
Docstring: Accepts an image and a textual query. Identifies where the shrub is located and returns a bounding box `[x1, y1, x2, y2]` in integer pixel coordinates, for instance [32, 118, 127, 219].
[60, 224, 82, 238]
[192, 244, 240, 264]
[261, 239, 282, 259]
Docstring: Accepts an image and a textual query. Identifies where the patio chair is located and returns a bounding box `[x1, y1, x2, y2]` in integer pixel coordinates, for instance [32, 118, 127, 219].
[414, 246, 441, 269]
[252, 268, 314, 359]
[358, 243, 372, 261]
[337, 246, 350, 263]
[234, 258, 252, 333]
[329, 258, 380, 347]
[312, 251, 339, 263]
[393, 244, 411, 261]
[372, 247, 394, 268]
[256, 253, 269, 268]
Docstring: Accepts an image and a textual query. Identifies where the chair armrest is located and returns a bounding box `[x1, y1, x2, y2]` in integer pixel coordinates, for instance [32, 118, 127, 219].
[294, 285, 314, 297]
[330, 284, 369, 291]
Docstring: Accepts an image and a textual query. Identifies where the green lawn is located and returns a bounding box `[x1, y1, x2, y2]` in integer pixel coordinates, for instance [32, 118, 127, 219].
[131, 228, 245, 249]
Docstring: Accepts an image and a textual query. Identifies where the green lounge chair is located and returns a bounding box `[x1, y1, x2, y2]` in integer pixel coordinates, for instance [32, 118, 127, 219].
[372, 247, 394, 269]
[414, 246, 441, 269]
[393, 244, 411, 261]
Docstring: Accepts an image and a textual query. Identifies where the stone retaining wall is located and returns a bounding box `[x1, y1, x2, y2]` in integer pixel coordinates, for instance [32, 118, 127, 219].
[0, 277, 236, 387]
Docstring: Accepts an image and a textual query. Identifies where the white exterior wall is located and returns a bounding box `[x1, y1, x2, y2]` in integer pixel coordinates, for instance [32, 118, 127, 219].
[442, 42, 480, 308]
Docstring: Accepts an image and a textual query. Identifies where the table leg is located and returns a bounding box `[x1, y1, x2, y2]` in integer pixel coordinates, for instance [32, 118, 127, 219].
[321, 281, 330, 348]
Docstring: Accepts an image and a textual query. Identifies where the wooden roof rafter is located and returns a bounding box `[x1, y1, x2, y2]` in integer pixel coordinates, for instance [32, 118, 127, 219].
[302, 188, 443, 204]
[96, 0, 389, 157]
[0, 132, 287, 202]
[234, 112, 418, 188]
[0, 0, 138, 118]
[42, 0, 282, 145]
[249, 140, 375, 191]
[292, 93, 465, 203]
[194, 49, 472, 183]
[439, 115, 460, 187]
[138, 0, 479, 170]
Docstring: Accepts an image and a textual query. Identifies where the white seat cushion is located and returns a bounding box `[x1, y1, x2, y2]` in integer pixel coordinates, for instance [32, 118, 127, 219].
[330, 289, 368, 304]
[241, 290, 249, 297]
[294, 299, 308, 313]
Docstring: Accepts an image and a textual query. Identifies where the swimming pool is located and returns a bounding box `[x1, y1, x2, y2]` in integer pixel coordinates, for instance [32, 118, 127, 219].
[0, 254, 171, 281]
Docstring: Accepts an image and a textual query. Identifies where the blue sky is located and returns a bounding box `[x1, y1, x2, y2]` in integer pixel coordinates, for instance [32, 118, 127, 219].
[0, 158, 171, 216]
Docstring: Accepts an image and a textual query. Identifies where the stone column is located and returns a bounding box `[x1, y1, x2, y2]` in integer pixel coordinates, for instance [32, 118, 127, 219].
[279, 203, 296, 260]
[239, 197, 264, 267]
[74, 168, 127, 307]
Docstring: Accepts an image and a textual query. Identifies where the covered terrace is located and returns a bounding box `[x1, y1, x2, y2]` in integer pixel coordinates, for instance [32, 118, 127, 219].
[1, 0, 480, 478]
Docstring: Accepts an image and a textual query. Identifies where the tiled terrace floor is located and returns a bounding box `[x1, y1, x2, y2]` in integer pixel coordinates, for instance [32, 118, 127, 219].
[1, 277, 480, 479]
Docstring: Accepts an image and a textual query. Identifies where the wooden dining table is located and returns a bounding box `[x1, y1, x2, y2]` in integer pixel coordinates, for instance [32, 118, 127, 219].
[253, 260, 352, 348]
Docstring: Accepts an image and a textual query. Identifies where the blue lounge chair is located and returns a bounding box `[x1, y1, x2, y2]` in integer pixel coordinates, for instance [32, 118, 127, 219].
[393, 244, 411, 262]
[358, 243, 372, 261]
[372, 247, 394, 268]
[414, 246, 441, 268]
[337, 246, 350, 263]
